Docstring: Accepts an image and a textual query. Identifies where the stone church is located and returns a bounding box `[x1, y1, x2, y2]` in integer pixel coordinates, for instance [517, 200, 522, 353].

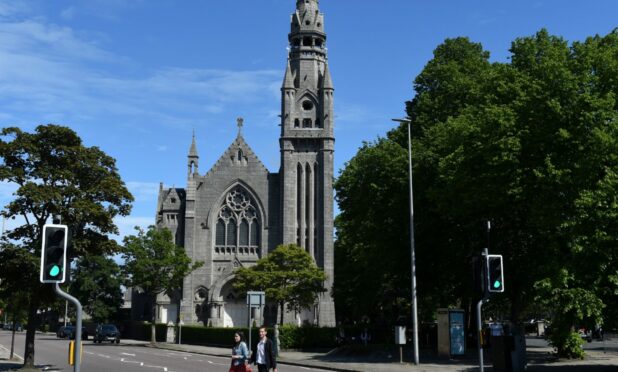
[153, 0, 336, 327]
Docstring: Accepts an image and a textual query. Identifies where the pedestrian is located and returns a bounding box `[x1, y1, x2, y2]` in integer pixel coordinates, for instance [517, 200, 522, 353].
[250, 327, 277, 372]
[360, 328, 371, 346]
[230, 331, 249, 372]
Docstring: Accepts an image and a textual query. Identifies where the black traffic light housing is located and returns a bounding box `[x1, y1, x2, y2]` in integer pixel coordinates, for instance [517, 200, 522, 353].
[486, 254, 504, 293]
[40, 224, 68, 283]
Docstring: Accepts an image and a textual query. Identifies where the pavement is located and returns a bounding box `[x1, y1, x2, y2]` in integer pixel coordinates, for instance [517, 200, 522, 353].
[1, 333, 617, 371]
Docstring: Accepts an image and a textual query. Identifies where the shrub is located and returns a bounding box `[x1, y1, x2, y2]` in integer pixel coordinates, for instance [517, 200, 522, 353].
[548, 329, 585, 359]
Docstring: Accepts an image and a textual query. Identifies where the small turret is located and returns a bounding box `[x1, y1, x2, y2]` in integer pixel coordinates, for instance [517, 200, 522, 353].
[188, 130, 199, 177]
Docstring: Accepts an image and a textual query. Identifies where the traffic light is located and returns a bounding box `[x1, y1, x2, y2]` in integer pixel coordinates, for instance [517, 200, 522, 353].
[40, 224, 68, 283]
[486, 254, 504, 293]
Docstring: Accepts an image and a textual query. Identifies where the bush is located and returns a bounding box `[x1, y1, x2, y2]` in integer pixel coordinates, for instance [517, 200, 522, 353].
[548, 329, 585, 359]
[180, 326, 259, 347]
[278, 324, 337, 349]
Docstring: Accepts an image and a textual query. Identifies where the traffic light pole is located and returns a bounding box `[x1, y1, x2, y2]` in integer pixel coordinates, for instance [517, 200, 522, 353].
[55, 283, 83, 372]
[476, 247, 489, 372]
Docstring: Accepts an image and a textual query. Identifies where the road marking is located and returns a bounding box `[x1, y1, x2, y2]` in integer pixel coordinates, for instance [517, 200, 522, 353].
[121, 352, 136, 356]
[0, 344, 24, 361]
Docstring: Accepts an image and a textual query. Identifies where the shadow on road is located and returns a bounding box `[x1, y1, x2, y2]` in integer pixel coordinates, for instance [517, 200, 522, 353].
[0, 362, 56, 371]
[528, 366, 617, 371]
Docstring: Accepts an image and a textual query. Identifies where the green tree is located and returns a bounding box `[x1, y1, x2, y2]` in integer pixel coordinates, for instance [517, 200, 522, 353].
[121, 226, 203, 343]
[0, 125, 133, 368]
[335, 29, 618, 357]
[234, 244, 327, 325]
[334, 139, 412, 323]
[69, 255, 125, 323]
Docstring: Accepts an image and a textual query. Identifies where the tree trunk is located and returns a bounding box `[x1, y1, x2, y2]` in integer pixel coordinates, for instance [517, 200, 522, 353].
[10, 313, 16, 360]
[279, 302, 284, 325]
[22, 291, 40, 368]
[151, 301, 157, 344]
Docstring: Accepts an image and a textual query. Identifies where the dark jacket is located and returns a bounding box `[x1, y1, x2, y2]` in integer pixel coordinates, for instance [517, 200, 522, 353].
[250, 337, 276, 370]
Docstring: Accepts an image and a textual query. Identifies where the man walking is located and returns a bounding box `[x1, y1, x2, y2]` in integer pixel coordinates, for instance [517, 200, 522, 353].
[251, 327, 277, 372]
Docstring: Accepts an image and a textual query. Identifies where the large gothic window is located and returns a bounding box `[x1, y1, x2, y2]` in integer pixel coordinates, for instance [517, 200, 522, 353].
[214, 187, 261, 256]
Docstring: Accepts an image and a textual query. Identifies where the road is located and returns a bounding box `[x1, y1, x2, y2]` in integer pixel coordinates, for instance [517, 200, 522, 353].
[1, 330, 329, 372]
[526, 334, 618, 353]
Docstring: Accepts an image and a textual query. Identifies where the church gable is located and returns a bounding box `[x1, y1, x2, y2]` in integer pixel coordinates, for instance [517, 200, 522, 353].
[204, 132, 269, 179]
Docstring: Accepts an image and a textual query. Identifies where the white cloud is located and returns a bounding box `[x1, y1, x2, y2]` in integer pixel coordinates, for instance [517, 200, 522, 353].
[126, 181, 160, 202]
[0, 1, 30, 18]
[60, 7, 76, 21]
[112, 215, 153, 242]
[0, 14, 281, 130]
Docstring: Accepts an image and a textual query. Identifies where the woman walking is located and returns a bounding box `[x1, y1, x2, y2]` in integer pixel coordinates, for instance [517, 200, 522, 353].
[230, 331, 250, 372]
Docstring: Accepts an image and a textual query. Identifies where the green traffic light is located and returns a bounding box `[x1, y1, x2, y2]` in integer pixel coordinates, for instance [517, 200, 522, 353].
[49, 265, 60, 277]
[493, 280, 501, 289]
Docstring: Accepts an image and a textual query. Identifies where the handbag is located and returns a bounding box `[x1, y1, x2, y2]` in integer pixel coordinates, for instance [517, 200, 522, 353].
[229, 363, 251, 372]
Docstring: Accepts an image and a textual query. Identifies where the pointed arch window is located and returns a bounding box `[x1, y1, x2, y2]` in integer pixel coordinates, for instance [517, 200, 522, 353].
[214, 186, 261, 256]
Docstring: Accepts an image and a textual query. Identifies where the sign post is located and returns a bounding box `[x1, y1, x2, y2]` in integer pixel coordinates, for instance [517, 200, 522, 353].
[246, 291, 265, 354]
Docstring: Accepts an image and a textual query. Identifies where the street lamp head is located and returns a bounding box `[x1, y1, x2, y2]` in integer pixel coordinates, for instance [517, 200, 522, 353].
[391, 118, 411, 124]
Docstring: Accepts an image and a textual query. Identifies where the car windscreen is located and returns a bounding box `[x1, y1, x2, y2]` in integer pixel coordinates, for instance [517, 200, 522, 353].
[102, 325, 117, 332]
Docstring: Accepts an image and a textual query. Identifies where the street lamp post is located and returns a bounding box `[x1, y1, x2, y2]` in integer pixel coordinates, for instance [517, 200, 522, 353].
[392, 118, 419, 365]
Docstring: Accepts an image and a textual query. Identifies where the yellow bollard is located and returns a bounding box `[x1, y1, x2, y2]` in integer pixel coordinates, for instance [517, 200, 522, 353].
[68, 341, 82, 365]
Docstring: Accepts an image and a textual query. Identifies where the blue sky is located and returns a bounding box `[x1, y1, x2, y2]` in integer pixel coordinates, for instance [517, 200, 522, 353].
[1, 0, 616, 240]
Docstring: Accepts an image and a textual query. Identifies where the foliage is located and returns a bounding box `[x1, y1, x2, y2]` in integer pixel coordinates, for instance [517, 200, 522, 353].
[549, 330, 586, 359]
[121, 226, 203, 342]
[334, 29, 618, 353]
[276, 324, 337, 349]
[234, 244, 327, 325]
[0, 124, 133, 367]
[333, 139, 412, 323]
[69, 254, 125, 323]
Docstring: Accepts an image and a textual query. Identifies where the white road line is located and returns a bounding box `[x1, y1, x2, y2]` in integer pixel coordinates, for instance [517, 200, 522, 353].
[121, 352, 136, 356]
[0, 344, 24, 361]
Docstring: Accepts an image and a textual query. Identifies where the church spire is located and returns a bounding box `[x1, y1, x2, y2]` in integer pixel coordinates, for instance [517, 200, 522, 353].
[282, 59, 295, 89]
[322, 62, 333, 90]
[188, 130, 199, 177]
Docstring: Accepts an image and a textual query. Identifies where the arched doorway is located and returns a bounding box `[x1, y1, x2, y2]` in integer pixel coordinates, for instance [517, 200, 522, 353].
[220, 280, 246, 327]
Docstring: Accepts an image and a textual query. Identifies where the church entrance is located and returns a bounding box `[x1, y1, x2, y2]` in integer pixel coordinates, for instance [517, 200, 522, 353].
[220, 280, 246, 327]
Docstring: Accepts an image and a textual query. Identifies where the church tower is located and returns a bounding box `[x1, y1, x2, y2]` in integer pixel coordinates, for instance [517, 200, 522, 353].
[280, 0, 335, 326]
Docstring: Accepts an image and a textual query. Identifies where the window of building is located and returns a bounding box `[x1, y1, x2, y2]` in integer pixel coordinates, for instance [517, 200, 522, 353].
[214, 187, 261, 256]
[302, 118, 312, 128]
[302, 100, 314, 110]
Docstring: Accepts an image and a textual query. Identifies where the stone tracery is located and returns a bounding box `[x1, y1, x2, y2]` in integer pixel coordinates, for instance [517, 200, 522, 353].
[214, 187, 260, 256]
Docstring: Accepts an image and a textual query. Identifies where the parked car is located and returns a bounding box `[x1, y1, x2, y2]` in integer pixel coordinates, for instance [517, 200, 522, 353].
[57, 325, 70, 338]
[58, 325, 88, 340]
[94, 324, 120, 344]
[578, 328, 592, 342]
[3, 323, 22, 332]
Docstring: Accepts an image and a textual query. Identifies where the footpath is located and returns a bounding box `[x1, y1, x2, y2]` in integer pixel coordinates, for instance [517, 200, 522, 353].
[1, 334, 617, 371]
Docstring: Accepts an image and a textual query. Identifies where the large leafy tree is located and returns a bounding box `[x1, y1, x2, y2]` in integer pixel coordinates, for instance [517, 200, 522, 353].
[69, 255, 125, 323]
[234, 244, 327, 325]
[0, 125, 133, 368]
[121, 226, 203, 343]
[335, 29, 618, 356]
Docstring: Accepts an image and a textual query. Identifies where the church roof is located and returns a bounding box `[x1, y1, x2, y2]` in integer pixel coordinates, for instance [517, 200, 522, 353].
[204, 131, 269, 178]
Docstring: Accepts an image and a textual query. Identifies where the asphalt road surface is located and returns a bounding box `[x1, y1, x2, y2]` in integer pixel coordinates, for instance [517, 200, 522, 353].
[1, 330, 329, 372]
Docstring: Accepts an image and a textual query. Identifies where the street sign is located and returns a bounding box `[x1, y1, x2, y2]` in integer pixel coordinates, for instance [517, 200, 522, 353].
[246, 291, 265, 307]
